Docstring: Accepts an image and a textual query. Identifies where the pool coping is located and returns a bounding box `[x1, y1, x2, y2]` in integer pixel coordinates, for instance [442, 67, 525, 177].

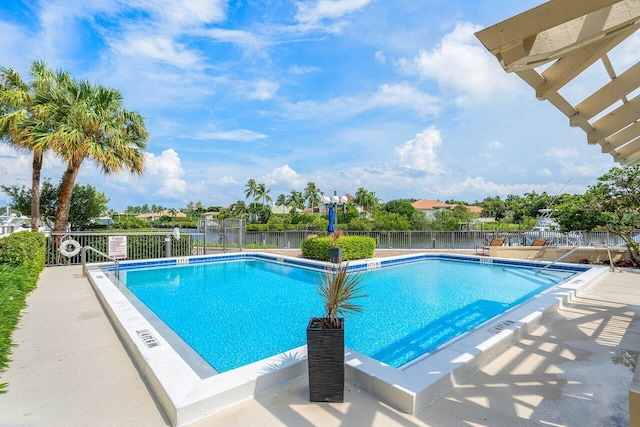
[85, 252, 605, 426]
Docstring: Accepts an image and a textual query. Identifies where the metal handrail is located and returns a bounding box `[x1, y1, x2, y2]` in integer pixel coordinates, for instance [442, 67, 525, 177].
[534, 247, 580, 275]
[534, 245, 617, 274]
[590, 244, 616, 272]
[81, 245, 120, 279]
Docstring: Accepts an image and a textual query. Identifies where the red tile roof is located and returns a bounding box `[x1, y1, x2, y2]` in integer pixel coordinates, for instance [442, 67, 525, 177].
[411, 199, 482, 214]
[411, 199, 454, 210]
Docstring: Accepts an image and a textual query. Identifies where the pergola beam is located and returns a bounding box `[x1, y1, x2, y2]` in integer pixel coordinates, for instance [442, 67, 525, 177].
[617, 145, 640, 164]
[571, 61, 640, 125]
[475, 0, 621, 54]
[612, 136, 640, 159]
[600, 121, 640, 152]
[475, 0, 640, 167]
[588, 95, 640, 143]
[495, 1, 640, 72]
[536, 27, 636, 99]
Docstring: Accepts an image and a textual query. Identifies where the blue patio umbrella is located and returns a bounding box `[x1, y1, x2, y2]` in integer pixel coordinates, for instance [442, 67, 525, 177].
[327, 205, 335, 233]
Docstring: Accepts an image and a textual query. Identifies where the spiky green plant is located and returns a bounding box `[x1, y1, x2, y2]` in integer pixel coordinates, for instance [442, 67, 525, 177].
[316, 263, 367, 329]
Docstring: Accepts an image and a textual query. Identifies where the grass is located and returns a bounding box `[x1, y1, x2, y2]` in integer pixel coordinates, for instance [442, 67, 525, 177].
[0, 265, 39, 393]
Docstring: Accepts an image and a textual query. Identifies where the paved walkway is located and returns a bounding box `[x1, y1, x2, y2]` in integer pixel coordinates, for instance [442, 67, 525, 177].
[1, 260, 639, 426]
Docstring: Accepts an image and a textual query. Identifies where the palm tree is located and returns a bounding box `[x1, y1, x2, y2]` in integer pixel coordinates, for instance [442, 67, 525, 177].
[0, 61, 71, 231]
[30, 78, 148, 232]
[230, 200, 248, 218]
[244, 178, 258, 201]
[304, 182, 321, 214]
[256, 183, 272, 206]
[286, 190, 305, 215]
[276, 193, 286, 207]
[355, 187, 378, 214]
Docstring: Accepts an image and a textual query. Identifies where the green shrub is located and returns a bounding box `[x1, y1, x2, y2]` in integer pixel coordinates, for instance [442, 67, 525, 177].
[0, 231, 46, 276]
[301, 236, 376, 261]
[0, 232, 47, 392]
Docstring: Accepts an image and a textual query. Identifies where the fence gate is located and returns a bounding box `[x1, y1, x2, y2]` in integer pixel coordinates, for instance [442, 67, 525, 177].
[199, 216, 245, 254]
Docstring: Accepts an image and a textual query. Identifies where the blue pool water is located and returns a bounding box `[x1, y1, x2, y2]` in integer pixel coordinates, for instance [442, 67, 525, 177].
[120, 258, 575, 372]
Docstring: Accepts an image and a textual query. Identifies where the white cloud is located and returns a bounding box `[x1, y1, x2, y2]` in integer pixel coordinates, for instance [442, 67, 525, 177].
[164, 0, 227, 26]
[440, 176, 549, 198]
[488, 140, 502, 149]
[373, 83, 439, 118]
[0, 22, 32, 68]
[144, 149, 188, 198]
[545, 147, 580, 161]
[374, 51, 386, 64]
[394, 126, 443, 174]
[285, 83, 438, 120]
[217, 175, 238, 185]
[0, 146, 33, 189]
[560, 161, 608, 178]
[404, 22, 521, 102]
[248, 79, 280, 100]
[295, 0, 372, 25]
[195, 130, 268, 142]
[195, 27, 265, 50]
[261, 165, 305, 189]
[110, 34, 203, 69]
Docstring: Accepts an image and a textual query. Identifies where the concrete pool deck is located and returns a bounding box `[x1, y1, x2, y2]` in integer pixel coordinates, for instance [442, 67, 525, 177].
[1, 258, 640, 426]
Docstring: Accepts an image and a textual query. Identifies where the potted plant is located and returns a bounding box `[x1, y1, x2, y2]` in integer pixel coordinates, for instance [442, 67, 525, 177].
[329, 229, 343, 264]
[307, 263, 367, 402]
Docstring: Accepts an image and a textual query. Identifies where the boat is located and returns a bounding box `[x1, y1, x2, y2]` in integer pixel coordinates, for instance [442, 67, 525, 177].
[0, 209, 51, 237]
[524, 209, 584, 246]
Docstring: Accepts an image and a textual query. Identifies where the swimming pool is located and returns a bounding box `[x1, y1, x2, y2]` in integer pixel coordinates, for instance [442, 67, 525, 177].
[120, 258, 574, 372]
[86, 252, 604, 426]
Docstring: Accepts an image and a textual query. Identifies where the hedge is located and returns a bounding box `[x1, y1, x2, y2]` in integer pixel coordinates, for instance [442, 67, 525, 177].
[0, 231, 47, 393]
[301, 236, 376, 261]
[0, 231, 46, 274]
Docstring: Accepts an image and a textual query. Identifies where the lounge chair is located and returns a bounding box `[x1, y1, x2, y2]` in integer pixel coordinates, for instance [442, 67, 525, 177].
[476, 237, 505, 255]
[531, 238, 547, 246]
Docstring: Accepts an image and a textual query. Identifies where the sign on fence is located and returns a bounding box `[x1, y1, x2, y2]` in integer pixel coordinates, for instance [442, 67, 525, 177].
[109, 236, 127, 259]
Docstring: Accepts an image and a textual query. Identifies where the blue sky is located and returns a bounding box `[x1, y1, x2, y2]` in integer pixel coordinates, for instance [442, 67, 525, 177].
[0, 0, 633, 210]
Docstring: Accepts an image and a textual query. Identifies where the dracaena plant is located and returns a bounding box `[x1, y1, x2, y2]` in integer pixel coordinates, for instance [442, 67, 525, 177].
[316, 263, 367, 329]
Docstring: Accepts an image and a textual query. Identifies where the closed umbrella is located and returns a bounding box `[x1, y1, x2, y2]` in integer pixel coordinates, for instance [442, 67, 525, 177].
[327, 205, 335, 233]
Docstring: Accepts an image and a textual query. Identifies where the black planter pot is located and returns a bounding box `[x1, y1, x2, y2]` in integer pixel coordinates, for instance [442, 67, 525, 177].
[306, 317, 344, 402]
[329, 247, 342, 264]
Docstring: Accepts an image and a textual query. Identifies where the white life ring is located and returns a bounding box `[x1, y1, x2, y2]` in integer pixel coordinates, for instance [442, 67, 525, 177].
[59, 239, 82, 257]
[173, 227, 180, 240]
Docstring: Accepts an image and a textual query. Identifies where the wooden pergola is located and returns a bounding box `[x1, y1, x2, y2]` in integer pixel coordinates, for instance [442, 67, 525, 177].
[476, 0, 640, 166]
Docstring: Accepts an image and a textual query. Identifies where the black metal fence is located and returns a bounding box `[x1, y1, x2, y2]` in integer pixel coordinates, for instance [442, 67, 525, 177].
[245, 229, 638, 250]
[46, 227, 638, 266]
[46, 231, 197, 266]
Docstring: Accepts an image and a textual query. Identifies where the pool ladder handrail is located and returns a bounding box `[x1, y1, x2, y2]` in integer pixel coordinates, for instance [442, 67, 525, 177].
[535, 245, 616, 275]
[81, 245, 120, 279]
[589, 244, 617, 272]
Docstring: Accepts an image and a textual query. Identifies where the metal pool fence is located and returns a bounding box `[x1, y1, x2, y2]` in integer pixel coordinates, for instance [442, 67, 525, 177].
[244, 229, 637, 250]
[46, 231, 199, 266]
[46, 228, 639, 266]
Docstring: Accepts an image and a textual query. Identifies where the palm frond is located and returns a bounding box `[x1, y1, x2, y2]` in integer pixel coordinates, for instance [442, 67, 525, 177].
[317, 263, 367, 328]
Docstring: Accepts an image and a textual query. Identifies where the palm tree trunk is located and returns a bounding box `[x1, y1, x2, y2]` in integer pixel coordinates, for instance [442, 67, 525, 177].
[53, 162, 80, 232]
[30, 150, 42, 231]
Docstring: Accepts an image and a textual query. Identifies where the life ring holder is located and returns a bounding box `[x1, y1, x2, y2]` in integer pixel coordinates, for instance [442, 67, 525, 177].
[59, 237, 82, 258]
